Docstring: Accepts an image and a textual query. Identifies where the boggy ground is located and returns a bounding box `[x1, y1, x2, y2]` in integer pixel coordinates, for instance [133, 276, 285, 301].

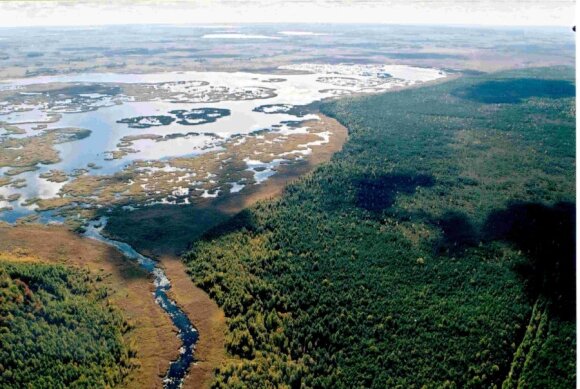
[102, 115, 348, 258]
[29, 114, 342, 219]
[0, 114, 348, 388]
[101, 114, 348, 388]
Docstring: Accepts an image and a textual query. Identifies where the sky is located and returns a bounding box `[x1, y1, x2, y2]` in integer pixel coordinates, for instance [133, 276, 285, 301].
[0, 0, 575, 28]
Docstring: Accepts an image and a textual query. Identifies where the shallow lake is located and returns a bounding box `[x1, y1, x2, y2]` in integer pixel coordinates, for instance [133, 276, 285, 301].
[0, 64, 446, 220]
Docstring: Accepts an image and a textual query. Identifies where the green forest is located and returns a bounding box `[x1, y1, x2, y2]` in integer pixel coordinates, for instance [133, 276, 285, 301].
[184, 67, 576, 388]
[0, 260, 134, 388]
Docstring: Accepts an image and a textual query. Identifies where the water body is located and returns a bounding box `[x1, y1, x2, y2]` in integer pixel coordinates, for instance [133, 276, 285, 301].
[84, 218, 197, 389]
[0, 64, 446, 219]
[0, 64, 447, 385]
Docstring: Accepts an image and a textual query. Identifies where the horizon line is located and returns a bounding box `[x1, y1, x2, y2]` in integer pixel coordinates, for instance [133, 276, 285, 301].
[0, 21, 574, 29]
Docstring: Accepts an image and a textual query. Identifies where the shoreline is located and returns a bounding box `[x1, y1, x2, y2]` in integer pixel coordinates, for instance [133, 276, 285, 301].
[0, 112, 349, 388]
[114, 112, 349, 388]
[101, 112, 348, 388]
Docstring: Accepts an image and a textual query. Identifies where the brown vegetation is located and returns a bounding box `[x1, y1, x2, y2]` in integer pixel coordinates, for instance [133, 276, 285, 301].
[102, 113, 349, 388]
[0, 224, 180, 389]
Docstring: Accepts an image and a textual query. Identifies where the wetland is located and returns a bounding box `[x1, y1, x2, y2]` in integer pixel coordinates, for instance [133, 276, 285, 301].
[0, 23, 573, 389]
[0, 57, 445, 388]
[0, 63, 445, 223]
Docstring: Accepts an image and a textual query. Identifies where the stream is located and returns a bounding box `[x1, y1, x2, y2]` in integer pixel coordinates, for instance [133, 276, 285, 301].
[84, 217, 197, 389]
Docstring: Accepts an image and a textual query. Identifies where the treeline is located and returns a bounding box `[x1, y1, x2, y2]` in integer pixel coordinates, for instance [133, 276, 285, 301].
[184, 67, 575, 388]
[0, 260, 134, 388]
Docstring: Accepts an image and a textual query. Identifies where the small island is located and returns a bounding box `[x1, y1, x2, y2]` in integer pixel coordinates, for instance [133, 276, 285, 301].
[117, 115, 176, 129]
[169, 108, 231, 125]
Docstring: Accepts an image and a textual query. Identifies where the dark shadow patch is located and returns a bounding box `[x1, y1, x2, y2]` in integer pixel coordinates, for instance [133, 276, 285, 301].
[454, 78, 575, 104]
[483, 201, 575, 319]
[353, 173, 435, 213]
[434, 211, 478, 255]
[104, 204, 231, 256]
[201, 208, 257, 242]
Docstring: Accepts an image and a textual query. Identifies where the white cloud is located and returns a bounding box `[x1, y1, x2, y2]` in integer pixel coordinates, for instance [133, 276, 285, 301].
[202, 33, 281, 39]
[0, 0, 574, 27]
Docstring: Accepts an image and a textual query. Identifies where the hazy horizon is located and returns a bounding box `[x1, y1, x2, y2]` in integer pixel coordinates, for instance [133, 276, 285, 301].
[0, 0, 575, 28]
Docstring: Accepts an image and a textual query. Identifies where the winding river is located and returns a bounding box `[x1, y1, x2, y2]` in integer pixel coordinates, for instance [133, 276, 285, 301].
[84, 217, 197, 389]
[0, 64, 447, 387]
